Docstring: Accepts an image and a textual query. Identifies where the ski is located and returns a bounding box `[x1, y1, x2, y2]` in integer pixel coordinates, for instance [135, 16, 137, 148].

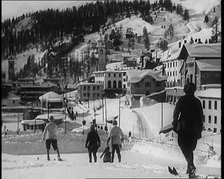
[168, 166, 219, 179]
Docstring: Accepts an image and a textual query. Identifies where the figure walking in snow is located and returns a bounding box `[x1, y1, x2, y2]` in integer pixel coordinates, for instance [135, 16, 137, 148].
[172, 83, 203, 178]
[85, 125, 101, 163]
[107, 120, 124, 163]
[42, 116, 62, 161]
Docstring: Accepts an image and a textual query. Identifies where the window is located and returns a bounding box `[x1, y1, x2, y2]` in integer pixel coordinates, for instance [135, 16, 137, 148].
[214, 116, 217, 124]
[170, 62, 172, 67]
[214, 101, 217, 110]
[208, 100, 211, 109]
[208, 115, 211, 123]
[119, 73, 121, 77]
[84, 86, 86, 91]
[113, 81, 117, 88]
[118, 81, 122, 88]
[93, 93, 95, 98]
[145, 82, 151, 87]
[97, 86, 100, 90]
[108, 81, 111, 88]
[167, 63, 169, 68]
[93, 86, 95, 91]
[87, 86, 90, 90]
[114, 73, 116, 77]
[84, 93, 86, 97]
[202, 100, 205, 109]
[214, 128, 217, 133]
[108, 73, 111, 77]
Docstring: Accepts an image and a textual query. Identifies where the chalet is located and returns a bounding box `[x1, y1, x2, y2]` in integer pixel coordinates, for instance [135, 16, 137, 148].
[178, 43, 221, 89]
[126, 69, 167, 107]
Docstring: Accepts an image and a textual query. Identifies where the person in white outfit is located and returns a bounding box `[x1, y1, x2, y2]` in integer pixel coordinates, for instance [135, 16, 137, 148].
[42, 116, 62, 161]
[107, 120, 124, 162]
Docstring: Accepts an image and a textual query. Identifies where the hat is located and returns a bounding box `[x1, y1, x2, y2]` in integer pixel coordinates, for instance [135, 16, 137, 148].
[49, 116, 55, 122]
[184, 83, 196, 94]
[113, 120, 118, 125]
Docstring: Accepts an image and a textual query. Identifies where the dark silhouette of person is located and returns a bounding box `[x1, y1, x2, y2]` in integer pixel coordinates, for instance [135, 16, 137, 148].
[172, 83, 203, 178]
[107, 120, 124, 163]
[85, 125, 101, 163]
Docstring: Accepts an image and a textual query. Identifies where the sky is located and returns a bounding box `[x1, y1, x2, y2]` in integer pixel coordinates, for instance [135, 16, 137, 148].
[1, 1, 91, 21]
[2, 0, 220, 21]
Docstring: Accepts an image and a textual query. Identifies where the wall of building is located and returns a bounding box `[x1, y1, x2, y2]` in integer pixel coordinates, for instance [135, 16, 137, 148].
[199, 97, 221, 133]
[78, 84, 103, 101]
[128, 75, 165, 95]
[165, 59, 182, 87]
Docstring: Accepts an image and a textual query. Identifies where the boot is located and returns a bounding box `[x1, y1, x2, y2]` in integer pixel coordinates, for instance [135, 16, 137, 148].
[188, 166, 196, 178]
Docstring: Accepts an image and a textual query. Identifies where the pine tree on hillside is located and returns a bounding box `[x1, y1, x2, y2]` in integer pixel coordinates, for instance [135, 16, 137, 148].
[143, 27, 150, 51]
[204, 15, 209, 23]
[183, 9, 190, 21]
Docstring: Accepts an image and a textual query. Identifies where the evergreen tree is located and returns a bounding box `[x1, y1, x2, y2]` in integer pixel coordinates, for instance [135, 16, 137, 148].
[204, 15, 209, 23]
[143, 27, 150, 50]
[159, 40, 168, 51]
[183, 9, 190, 21]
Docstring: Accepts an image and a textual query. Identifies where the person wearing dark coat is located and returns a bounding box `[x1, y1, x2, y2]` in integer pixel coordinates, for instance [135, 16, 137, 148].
[85, 125, 101, 163]
[172, 83, 203, 178]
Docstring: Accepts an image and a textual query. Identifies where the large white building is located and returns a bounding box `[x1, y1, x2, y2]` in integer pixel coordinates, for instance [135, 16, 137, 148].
[92, 70, 127, 94]
[195, 88, 221, 133]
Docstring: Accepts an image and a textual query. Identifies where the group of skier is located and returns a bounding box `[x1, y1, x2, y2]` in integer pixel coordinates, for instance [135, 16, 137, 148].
[42, 82, 204, 178]
[42, 116, 124, 163]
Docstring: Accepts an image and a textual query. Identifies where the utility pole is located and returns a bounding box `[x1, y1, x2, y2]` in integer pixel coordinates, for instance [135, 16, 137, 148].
[105, 94, 107, 132]
[161, 102, 163, 128]
[102, 94, 104, 123]
[119, 95, 121, 127]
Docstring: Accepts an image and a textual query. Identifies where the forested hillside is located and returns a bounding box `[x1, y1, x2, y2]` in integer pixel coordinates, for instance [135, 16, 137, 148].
[2, 0, 184, 59]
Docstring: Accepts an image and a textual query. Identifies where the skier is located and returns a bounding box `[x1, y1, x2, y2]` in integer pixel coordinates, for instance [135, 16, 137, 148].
[172, 83, 203, 178]
[107, 120, 124, 163]
[42, 116, 62, 161]
[85, 124, 101, 163]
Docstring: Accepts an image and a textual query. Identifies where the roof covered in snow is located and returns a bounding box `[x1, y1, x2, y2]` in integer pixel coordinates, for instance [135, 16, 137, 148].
[180, 43, 221, 58]
[196, 59, 221, 71]
[195, 88, 221, 99]
[41, 81, 58, 87]
[127, 69, 167, 83]
[39, 91, 61, 100]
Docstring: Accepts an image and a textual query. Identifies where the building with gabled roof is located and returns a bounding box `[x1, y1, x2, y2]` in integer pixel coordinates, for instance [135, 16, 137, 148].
[125, 69, 167, 107]
[178, 43, 221, 89]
